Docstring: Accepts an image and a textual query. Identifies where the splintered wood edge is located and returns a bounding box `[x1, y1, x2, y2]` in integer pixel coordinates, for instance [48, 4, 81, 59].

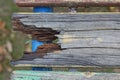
[14, 0, 120, 7]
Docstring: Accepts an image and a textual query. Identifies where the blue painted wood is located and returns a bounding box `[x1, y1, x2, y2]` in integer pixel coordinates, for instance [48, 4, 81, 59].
[32, 67, 52, 71]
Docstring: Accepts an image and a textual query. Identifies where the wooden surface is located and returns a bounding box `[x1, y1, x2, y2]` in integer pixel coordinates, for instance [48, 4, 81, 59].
[11, 48, 120, 67]
[11, 13, 120, 67]
[14, 0, 120, 7]
[57, 30, 120, 48]
[12, 70, 120, 80]
[12, 13, 120, 31]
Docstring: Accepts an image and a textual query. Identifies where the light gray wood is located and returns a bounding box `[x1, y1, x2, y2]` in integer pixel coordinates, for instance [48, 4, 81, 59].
[57, 30, 120, 39]
[11, 13, 120, 67]
[12, 13, 120, 31]
[12, 70, 120, 80]
[58, 38, 120, 48]
[43, 48, 120, 66]
[46, 48, 120, 56]
[57, 30, 120, 48]
[11, 48, 120, 67]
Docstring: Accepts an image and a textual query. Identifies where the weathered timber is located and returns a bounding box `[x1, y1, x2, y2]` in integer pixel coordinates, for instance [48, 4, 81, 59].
[11, 13, 120, 67]
[12, 13, 120, 31]
[57, 30, 120, 48]
[14, 0, 120, 7]
[12, 70, 120, 80]
[58, 38, 120, 48]
[12, 16, 60, 42]
[11, 48, 120, 67]
[57, 30, 120, 39]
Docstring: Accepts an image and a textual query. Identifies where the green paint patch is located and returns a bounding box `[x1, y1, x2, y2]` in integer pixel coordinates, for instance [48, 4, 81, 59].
[11, 70, 120, 80]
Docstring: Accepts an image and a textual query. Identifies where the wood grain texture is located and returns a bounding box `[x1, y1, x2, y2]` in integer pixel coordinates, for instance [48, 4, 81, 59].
[14, 0, 120, 7]
[12, 13, 120, 31]
[11, 48, 120, 67]
[11, 13, 120, 67]
[11, 70, 120, 80]
[57, 30, 120, 48]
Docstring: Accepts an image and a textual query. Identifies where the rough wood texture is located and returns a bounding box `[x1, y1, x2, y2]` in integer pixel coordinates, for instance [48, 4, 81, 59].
[12, 70, 120, 80]
[36, 43, 61, 53]
[12, 13, 120, 31]
[11, 13, 120, 67]
[11, 48, 120, 67]
[14, 0, 120, 7]
[12, 13, 120, 48]
[57, 30, 120, 48]
[12, 16, 60, 43]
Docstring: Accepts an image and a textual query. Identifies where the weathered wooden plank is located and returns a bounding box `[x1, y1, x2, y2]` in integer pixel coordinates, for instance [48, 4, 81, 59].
[12, 70, 120, 80]
[57, 30, 120, 39]
[40, 48, 120, 66]
[11, 13, 120, 67]
[57, 30, 120, 48]
[11, 48, 120, 67]
[14, 0, 120, 7]
[59, 38, 120, 48]
[12, 13, 120, 31]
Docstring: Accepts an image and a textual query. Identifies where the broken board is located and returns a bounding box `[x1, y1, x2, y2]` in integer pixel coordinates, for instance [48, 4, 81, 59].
[14, 0, 120, 7]
[11, 70, 120, 80]
[11, 13, 120, 68]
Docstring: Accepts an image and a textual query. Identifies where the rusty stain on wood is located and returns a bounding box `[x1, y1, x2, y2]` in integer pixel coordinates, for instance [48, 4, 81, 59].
[36, 43, 61, 53]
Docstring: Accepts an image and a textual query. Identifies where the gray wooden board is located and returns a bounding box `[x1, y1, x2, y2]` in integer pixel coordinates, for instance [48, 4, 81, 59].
[11, 70, 120, 80]
[11, 48, 120, 67]
[58, 30, 120, 48]
[57, 30, 120, 39]
[12, 13, 120, 31]
[12, 13, 120, 67]
[58, 38, 120, 48]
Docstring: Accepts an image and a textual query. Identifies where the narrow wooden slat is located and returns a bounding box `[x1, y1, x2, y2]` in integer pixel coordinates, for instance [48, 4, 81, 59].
[12, 13, 120, 31]
[59, 38, 120, 48]
[14, 0, 120, 7]
[12, 70, 120, 80]
[57, 30, 120, 39]
[57, 30, 120, 48]
[35, 48, 120, 66]
[11, 48, 120, 67]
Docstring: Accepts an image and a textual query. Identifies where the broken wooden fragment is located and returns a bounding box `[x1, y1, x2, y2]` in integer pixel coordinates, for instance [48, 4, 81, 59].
[32, 35, 58, 42]
[36, 43, 61, 53]
[14, 0, 120, 7]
